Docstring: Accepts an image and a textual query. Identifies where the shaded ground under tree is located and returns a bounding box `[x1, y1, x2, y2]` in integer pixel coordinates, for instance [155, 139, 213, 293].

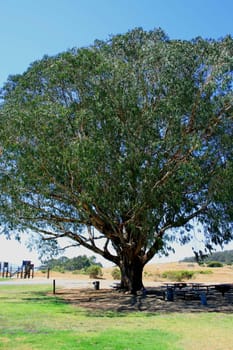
[53, 287, 233, 314]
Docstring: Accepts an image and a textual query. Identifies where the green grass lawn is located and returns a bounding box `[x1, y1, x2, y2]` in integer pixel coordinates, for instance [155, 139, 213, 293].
[0, 285, 233, 350]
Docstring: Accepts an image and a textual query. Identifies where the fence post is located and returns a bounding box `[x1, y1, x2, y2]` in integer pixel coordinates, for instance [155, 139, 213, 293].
[53, 279, 56, 295]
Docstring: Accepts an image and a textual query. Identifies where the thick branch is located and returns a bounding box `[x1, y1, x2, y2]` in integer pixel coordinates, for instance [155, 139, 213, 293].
[144, 204, 208, 264]
[67, 231, 119, 264]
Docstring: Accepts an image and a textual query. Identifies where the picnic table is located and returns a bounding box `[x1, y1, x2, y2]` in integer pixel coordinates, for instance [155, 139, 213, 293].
[214, 283, 232, 296]
[164, 282, 187, 290]
[163, 282, 233, 302]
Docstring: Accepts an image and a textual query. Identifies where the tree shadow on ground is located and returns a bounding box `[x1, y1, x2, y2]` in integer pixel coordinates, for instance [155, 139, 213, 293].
[53, 286, 233, 316]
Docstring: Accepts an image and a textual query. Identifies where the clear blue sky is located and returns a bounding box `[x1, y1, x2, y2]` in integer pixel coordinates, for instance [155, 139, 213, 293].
[1, 0, 232, 87]
[0, 0, 232, 265]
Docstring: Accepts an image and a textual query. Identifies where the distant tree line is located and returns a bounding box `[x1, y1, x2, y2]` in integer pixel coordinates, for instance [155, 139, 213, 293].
[40, 255, 103, 272]
[182, 250, 233, 265]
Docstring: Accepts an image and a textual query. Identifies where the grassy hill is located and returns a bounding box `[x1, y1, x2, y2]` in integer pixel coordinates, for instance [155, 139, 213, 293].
[182, 249, 233, 265]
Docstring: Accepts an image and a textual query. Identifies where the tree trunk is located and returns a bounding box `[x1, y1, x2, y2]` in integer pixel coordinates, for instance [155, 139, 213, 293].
[119, 255, 144, 294]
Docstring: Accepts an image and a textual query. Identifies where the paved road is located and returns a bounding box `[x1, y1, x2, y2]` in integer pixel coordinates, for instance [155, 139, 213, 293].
[0, 277, 115, 290]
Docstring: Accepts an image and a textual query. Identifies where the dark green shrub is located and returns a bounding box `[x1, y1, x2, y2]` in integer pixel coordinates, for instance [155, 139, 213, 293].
[207, 261, 223, 268]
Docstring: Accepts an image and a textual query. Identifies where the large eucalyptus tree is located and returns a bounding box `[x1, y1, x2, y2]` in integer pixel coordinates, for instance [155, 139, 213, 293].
[0, 28, 232, 292]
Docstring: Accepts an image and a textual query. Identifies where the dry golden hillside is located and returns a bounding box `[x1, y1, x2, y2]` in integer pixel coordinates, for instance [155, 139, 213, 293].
[36, 262, 233, 285]
[143, 262, 233, 283]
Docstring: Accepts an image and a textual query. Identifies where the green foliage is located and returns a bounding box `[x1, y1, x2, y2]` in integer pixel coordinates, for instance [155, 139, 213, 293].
[161, 270, 195, 281]
[198, 269, 213, 275]
[53, 266, 65, 273]
[161, 268, 214, 281]
[0, 27, 232, 291]
[111, 267, 121, 280]
[207, 261, 224, 268]
[144, 271, 153, 278]
[41, 255, 102, 272]
[86, 264, 103, 278]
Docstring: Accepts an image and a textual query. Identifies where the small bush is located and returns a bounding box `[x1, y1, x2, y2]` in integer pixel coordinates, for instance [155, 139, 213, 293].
[161, 270, 195, 281]
[53, 267, 65, 273]
[86, 265, 103, 278]
[207, 261, 223, 268]
[198, 269, 213, 275]
[144, 271, 153, 278]
[111, 267, 121, 280]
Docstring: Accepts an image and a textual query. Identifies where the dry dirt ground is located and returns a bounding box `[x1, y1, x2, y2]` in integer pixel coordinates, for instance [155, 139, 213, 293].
[47, 262, 233, 313]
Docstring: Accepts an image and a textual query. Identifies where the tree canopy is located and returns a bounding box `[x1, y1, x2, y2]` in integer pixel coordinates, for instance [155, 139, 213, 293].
[0, 28, 232, 292]
[40, 255, 102, 272]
